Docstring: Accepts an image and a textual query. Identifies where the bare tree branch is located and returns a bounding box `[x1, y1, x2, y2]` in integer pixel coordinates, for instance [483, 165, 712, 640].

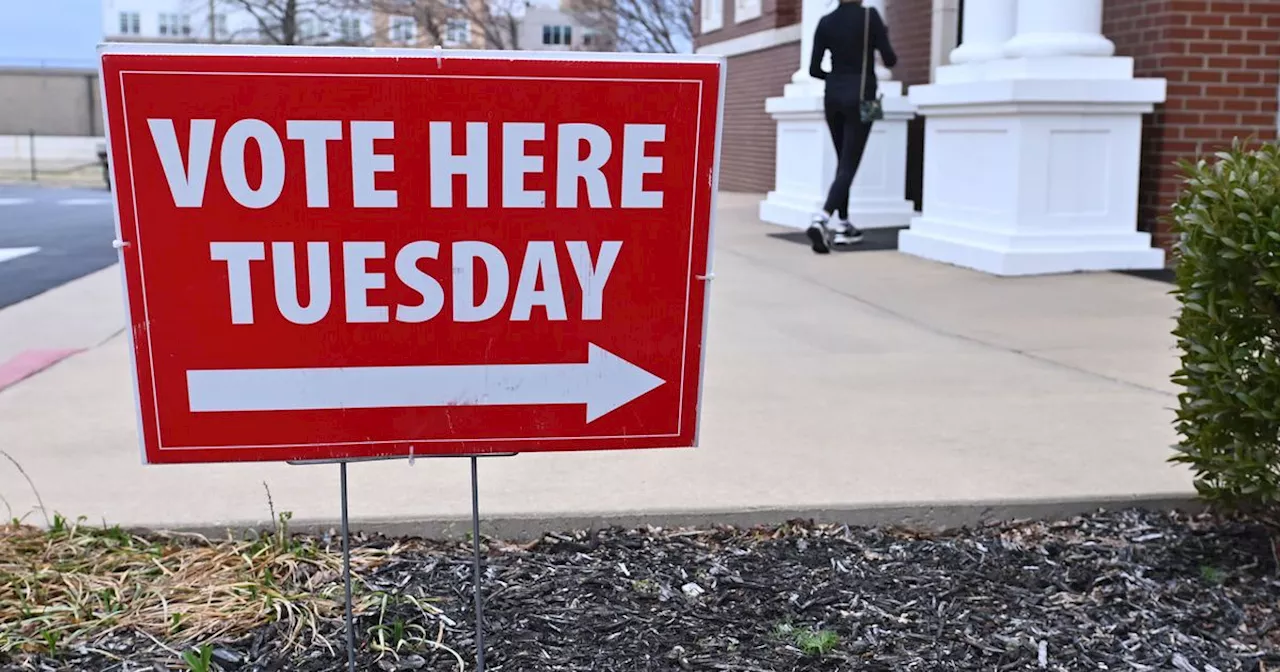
[567, 0, 691, 53]
[219, 0, 366, 45]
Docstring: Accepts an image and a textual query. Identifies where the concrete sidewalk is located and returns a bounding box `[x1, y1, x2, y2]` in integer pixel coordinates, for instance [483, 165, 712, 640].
[0, 193, 1192, 537]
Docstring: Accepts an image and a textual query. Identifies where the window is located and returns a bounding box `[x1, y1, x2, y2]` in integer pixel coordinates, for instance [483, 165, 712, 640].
[391, 16, 416, 43]
[582, 29, 599, 47]
[158, 13, 190, 37]
[118, 11, 141, 35]
[446, 0, 465, 8]
[700, 0, 723, 33]
[340, 17, 362, 42]
[445, 19, 470, 46]
[734, 0, 761, 23]
[542, 24, 571, 45]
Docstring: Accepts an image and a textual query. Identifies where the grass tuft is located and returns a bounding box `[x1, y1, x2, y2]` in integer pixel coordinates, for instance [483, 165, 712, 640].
[0, 517, 389, 663]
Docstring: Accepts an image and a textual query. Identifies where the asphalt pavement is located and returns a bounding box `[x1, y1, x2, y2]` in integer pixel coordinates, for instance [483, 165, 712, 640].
[0, 184, 119, 309]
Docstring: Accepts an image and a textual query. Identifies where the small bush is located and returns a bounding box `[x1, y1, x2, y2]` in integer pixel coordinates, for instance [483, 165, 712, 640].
[1170, 140, 1280, 526]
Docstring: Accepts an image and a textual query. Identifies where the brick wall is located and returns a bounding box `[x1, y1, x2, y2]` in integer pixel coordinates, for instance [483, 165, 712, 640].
[1105, 0, 1280, 253]
[718, 42, 802, 192]
[884, 0, 934, 86]
[695, 0, 800, 47]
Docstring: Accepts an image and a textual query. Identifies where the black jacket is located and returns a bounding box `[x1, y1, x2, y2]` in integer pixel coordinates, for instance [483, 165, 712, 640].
[810, 2, 898, 109]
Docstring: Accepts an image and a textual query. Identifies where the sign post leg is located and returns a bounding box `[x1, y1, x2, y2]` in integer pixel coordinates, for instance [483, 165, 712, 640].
[340, 461, 356, 672]
[471, 456, 486, 672]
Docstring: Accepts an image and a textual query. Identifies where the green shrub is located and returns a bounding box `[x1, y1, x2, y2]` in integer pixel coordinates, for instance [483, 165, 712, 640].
[1171, 140, 1280, 526]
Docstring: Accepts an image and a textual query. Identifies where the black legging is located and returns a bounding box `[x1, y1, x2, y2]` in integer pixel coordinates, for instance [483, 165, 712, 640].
[822, 100, 874, 221]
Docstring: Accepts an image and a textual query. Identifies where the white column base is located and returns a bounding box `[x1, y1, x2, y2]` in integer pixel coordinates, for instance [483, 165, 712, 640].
[760, 82, 918, 230]
[899, 220, 1165, 276]
[901, 71, 1168, 276]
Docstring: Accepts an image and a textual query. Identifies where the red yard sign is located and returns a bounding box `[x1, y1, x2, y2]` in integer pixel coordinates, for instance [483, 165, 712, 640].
[99, 45, 723, 464]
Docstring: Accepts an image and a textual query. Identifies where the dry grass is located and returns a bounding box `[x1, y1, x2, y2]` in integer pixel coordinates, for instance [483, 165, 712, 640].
[0, 512, 393, 662]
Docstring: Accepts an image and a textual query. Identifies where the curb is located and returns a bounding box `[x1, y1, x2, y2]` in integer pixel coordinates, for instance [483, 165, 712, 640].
[129, 493, 1202, 541]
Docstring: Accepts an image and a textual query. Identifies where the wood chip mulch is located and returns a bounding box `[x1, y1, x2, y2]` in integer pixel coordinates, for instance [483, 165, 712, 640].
[7, 509, 1280, 672]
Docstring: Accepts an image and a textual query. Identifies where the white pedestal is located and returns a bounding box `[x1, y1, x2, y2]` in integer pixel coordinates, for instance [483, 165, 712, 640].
[759, 83, 918, 230]
[899, 72, 1168, 276]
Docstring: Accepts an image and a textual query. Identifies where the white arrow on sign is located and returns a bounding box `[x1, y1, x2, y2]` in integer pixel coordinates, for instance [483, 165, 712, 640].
[186, 343, 665, 422]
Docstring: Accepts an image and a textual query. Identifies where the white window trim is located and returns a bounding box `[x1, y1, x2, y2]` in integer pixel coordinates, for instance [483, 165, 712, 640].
[734, 0, 762, 24]
[695, 23, 800, 57]
[700, 0, 723, 33]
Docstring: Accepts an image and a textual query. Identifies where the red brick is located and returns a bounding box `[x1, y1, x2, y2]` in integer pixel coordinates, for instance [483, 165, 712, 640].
[1165, 26, 1207, 39]
[1207, 56, 1244, 68]
[1224, 98, 1261, 111]
[1194, 13, 1228, 26]
[1184, 126, 1223, 140]
[1207, 27, 1245, 40]
[1207, 1, 1247, 14]
[1228, 14, 1265, 27]
[1205, 84, 1244, 97]
[1162, 55, 1206, 68]
[1248, 28, 1280, 42]
[1189, 41, 1226, 54]
[1227, 42, 1263, 55]
[1241, 114, 1277, 126]
[1186, 97, 1224, 111]
[1166, 83, 1205, 97]
[1202, 113, 1239, 125]
[1225, 70, 1263, 83]
[1189, 69, 1224, 82]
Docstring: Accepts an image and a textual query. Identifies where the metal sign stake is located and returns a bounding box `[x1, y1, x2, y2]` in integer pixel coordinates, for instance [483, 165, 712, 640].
[471, 456, 487, 672]
[339, 461, 356, 672]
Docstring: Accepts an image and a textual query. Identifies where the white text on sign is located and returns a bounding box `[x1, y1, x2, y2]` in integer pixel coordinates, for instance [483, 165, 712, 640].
[144, 119, 660, 327]
[146, 119, 667, 209]
[208, 240, 622, 325]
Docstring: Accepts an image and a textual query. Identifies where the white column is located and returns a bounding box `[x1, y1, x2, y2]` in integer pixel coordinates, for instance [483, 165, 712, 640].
[948, 0, 1017, 64]
[788, 0, 828, 91]
[1003, 0, 1115, 59]
[901, 0, 1166, 276]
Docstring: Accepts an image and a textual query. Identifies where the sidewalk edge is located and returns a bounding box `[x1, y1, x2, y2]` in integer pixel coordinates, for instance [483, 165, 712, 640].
[124, 493, 1201, 541]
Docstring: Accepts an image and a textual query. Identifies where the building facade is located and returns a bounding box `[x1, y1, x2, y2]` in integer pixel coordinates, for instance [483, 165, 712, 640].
[692, 0, 800, 192]
[698, 0, 1280, 261]
[370, 0, 608, 51]
[103, 0, 373, 45]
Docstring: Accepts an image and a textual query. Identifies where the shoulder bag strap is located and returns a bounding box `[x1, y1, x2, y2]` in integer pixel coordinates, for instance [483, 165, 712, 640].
[861, 6, 871, 104]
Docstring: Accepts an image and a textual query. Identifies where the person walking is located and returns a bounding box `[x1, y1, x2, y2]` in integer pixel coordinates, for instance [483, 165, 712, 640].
[805, 0, 897, 254]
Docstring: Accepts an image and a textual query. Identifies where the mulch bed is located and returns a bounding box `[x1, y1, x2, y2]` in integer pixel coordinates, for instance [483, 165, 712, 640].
[6, 508, 1280, 672]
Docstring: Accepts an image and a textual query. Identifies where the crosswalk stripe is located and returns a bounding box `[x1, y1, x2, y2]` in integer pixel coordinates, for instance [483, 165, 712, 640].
[57, 198, 111, 206]
[0, 198, 33, 206]
[0, 247, 39, 264]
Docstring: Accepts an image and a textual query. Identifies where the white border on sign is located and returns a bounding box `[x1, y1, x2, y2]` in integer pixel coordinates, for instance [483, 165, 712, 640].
[693, 55, 728, 448]
[103, 47, 724, 455]
[97, 41, 724, 65]
[98, 54, 149, 465]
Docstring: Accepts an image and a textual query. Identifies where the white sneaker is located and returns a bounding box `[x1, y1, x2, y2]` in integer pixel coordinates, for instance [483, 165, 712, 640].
[831, 220, 864, 245]
[806, 214, 833, 254]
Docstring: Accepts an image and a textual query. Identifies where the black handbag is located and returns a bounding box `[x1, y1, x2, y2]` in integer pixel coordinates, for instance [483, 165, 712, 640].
[859, 6, 885, 123]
